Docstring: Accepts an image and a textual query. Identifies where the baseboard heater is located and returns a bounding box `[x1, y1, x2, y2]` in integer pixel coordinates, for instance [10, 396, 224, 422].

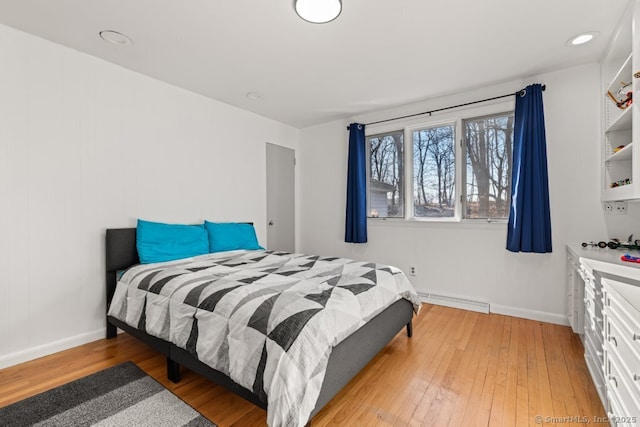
[418, 291, 490, 314]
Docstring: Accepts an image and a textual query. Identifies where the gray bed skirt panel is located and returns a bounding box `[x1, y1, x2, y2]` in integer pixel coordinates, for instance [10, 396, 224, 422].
[310, 298, 413, 418]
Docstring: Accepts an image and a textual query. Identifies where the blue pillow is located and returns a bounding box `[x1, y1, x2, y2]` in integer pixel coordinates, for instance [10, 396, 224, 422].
[136, 219, 209, 264]
[204, 221, 264, 253]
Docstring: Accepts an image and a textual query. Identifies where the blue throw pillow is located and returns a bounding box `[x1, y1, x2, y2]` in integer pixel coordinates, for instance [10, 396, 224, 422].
[204, 221, 264, 253]
[136, 219, 209, 264]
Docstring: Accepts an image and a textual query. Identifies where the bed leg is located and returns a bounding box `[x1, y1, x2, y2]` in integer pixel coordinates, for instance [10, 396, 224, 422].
[406, 320, 413, 338]
[106, 322, 117, 339]
[167, 358, 181, 383]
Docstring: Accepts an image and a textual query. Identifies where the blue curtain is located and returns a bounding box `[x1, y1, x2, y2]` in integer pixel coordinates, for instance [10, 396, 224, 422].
[345, 123, 367, 243]
[506, 84, 552, 253]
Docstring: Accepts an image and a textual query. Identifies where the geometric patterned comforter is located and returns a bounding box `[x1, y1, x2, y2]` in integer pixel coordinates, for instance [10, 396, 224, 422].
[107, 250, 421, 427]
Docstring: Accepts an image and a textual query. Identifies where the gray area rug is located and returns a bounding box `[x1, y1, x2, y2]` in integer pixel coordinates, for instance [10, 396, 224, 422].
[0, 361, 217, 427]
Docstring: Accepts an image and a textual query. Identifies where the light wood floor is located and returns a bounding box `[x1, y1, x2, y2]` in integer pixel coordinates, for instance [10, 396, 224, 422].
[0, 304, 605, 426]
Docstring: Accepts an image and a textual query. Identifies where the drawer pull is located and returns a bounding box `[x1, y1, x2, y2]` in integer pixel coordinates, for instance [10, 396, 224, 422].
[609, 336, 618, 347]
[609, 375, 618, 388]
[633, 333, 640, 341]
[634, 374, 639, 381]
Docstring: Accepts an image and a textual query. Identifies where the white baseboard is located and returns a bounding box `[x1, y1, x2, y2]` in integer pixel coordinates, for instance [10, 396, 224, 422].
[419, 291, 569, 326]
[419, 291, 490, 314]
[0, 328, 105, 370]
[490, 304, 569, 326]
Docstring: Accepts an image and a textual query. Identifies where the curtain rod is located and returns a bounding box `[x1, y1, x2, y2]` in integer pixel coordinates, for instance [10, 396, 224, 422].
[347, 84, 546, 130]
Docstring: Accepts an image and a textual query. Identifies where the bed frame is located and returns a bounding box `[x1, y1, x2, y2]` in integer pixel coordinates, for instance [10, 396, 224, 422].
[105, 227, 414, 423]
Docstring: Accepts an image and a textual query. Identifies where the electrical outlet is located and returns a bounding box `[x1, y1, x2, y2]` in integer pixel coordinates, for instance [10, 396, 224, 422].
[603, 202, 614, 214]
[409, 265, 416, 276]
[615, 201, 627, 215]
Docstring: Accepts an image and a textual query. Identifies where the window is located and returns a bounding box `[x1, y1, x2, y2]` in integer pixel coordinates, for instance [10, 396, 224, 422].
[366, 107, 514, 222]
[463, 113, 515, 219]
[412, 124, 456, 218]
[368, 131, 404, 218]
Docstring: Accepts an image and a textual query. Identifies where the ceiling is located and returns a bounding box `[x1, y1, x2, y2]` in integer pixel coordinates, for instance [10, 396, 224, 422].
[0, 0, 631, 128]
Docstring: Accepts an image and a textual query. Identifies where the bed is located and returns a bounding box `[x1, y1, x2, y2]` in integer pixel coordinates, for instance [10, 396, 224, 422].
[105, 227, 420, 426]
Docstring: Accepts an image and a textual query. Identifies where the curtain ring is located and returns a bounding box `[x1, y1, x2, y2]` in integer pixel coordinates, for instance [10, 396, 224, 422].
[358, 124, 363, 130]
[519, 89, 526, 97]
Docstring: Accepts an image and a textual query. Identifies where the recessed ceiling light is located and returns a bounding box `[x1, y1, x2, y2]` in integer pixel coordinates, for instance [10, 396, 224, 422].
[567, 31, 599, 46]
[246, 92, 262, 100]
[99, 30, 133, 47]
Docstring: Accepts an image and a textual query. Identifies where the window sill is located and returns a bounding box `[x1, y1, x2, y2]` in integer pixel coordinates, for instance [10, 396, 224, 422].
[367, 217, 507, 229]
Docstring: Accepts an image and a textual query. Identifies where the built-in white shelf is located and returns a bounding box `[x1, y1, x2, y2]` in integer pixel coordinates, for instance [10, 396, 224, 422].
[606, 105, 632, 134]
[606, 142, 633, 161]
[601, 1, 639, 201]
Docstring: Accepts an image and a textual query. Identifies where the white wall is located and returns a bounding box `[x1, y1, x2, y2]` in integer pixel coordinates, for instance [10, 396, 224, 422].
[0, 24, 299, 368]
[298, 63, 634, 324]
[604, 200, 640, 238]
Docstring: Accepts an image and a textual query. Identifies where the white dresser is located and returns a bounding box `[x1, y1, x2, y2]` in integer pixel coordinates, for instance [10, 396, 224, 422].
[566, 246, 640, 426]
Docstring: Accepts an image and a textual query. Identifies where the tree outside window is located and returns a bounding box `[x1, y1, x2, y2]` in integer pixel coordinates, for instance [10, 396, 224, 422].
[368, 131, 404, 218]
[463, 113, 514, 219]
[412, 124, 456, 218]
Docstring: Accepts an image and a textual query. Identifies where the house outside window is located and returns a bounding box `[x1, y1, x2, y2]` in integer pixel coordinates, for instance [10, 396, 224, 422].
[369, 180, 397, 218]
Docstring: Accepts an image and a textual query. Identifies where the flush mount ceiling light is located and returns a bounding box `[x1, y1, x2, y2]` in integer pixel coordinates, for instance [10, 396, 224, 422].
[295, 0, 342, 24]
[99, 30, 133, 47]
[566, 31, 599, 46]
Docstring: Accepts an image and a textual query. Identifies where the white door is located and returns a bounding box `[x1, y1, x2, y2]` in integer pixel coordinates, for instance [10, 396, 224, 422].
[266, 143, 295, 252]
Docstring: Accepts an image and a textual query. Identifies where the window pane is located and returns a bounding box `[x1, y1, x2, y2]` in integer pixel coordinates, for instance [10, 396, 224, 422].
[368, 131, 404, 218]
[464, 114, 514, 219]
[412, 125, 456, 218]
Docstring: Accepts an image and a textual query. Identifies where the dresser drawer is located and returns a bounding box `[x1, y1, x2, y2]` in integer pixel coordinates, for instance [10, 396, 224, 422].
[607, 395, 637, 427]
[607, 316, 640, 382]
[606, 350, 640, 423]
[578, 264, 588, 281]
[585, 353, 607, 409]
[585, 326, 604, 366]
[585, 284, 597, 329]
[606, 328, 640, 406]
[605, 282, 640, 335]
[606, 318, 639, 362]
[583, 268, 596, 292]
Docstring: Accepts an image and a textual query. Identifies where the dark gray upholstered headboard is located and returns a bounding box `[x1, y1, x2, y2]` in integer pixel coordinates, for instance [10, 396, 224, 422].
[106, 228, 138, 271]
[105, 228, 138, 309]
